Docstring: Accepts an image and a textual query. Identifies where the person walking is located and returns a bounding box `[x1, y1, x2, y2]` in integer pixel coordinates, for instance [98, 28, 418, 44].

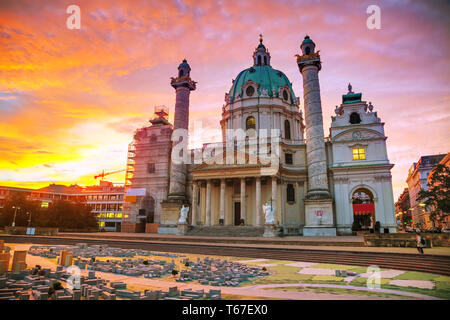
[416, 232, 425, 254]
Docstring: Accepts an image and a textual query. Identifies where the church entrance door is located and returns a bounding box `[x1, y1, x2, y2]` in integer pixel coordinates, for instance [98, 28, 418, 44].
[352, 188, 375, 232]
[234, 202, 241, 226]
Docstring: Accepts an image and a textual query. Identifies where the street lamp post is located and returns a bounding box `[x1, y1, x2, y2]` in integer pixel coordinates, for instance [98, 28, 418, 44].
[11, 206, 20, 227]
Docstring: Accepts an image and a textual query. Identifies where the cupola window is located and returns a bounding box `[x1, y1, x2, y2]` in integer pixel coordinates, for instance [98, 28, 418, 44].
[257, 56, 262, 66]
[246, 86, 255, 97]
[349, 112, 361, 124]
[283, 90, 289, 101]
[179, 70, 184, 77]
[246, 116, 256, 130]
[284, 120, 291, 139]
[305, 47, 310, 55]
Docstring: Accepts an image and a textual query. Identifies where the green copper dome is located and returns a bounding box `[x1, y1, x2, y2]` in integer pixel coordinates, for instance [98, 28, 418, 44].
[228, 65, 297, 104]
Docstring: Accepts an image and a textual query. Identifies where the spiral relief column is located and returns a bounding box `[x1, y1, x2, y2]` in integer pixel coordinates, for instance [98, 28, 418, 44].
[161, 59, 196, 234]
[296, 36, 336, 236]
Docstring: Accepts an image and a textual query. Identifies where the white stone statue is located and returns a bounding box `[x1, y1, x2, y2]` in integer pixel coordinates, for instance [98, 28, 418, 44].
[262, 202, 275, 225]
[178, 205, 189, 224]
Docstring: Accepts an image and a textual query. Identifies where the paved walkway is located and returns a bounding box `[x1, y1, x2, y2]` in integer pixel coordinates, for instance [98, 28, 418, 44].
[242, 284, 441, 300]
[5, 243, 443, 300]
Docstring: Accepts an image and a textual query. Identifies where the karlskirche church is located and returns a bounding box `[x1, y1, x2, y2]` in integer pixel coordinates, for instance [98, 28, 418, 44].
[121, 35, 396, 236]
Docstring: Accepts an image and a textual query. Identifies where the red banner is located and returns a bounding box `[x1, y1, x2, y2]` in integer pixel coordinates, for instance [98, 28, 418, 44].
[352, 203, 375, 215]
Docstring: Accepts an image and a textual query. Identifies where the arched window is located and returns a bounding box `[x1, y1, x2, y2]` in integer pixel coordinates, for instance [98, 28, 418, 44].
[264, 56, 267, 65]
[246, 116, 256, 130]
[305, 46, 310, 55]
[349, 112, 361, 124]
[284, 120, 291, 139]
[283, 90, 289, 101]
[287, 184, 295, 202]
[179, 69, 184, 77]
[257, 56, 262, 66]
[246, 86, 255, 97]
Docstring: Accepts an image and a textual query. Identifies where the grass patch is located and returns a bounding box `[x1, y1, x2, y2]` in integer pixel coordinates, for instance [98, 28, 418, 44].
[379, 284, 450, 300]
[246, 265, 313, 285]
[350, 276, 450, 299]
[313, 264, 362, 270]
[311, 275, 345, 282]
[350, 277, 391, 286]
[434, 276, 450, 283]
[263, 286, 414, 299]
[393, 272, 441, 281]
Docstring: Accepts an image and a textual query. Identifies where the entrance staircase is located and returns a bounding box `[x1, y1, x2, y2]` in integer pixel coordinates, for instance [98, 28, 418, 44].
[187, 226, 264, 237]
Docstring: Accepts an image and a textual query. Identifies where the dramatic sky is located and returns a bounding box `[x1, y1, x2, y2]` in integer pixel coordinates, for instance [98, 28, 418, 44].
[0, 0, 449, 200]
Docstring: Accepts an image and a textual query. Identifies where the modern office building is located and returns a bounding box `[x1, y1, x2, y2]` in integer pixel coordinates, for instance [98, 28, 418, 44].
[0, 181, 124, 231]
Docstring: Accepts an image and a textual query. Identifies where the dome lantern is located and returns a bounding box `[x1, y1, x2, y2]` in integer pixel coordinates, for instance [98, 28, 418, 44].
[253, 34, 271, 67]
[300, 35, 315, 55]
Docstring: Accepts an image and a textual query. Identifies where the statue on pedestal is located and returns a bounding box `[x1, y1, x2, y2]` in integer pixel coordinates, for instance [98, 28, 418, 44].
[178, 205, 189, 224]
[262, 202, 275, 225]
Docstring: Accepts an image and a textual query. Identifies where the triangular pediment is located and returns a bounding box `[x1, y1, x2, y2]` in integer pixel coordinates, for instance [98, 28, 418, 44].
[332, 128, 384, 142]
[190, 148, 272, 171]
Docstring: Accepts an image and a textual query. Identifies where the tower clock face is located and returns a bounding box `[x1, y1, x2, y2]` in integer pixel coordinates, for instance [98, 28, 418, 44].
[352, 131, 362, 140]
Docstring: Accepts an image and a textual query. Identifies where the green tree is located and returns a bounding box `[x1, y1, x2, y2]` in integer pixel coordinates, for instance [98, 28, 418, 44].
[0, 191, 41, 227]
[0, 192, 97, 230]
[417, 164, 450, 227]
[46, 200, 97, 229]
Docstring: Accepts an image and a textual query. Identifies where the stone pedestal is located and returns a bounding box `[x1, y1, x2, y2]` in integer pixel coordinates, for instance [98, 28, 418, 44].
[303, 199, 336, 236]
[177, 223, 189, 235]
[263, 224, 276, 238]
[159, 201, 183, 234]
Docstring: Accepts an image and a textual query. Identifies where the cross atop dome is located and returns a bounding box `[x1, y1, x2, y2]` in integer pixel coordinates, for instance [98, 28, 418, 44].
[253, 34, 271, 66]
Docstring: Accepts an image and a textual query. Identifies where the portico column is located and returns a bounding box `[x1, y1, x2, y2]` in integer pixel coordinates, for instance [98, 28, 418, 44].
[272, 177, 277, 224]
[240, 178, 246, 224]
[205, 180, 211, 226]
[191, 181, 198, 226]
[256, 177, 262, 226]
[219, 179, 225, 224]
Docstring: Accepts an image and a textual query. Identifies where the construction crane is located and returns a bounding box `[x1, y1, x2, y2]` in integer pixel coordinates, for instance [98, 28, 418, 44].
[94, 169, 126, 180]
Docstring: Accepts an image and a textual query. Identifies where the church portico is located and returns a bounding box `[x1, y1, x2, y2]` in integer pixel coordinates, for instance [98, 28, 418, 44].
[189, 173, 282, 228]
